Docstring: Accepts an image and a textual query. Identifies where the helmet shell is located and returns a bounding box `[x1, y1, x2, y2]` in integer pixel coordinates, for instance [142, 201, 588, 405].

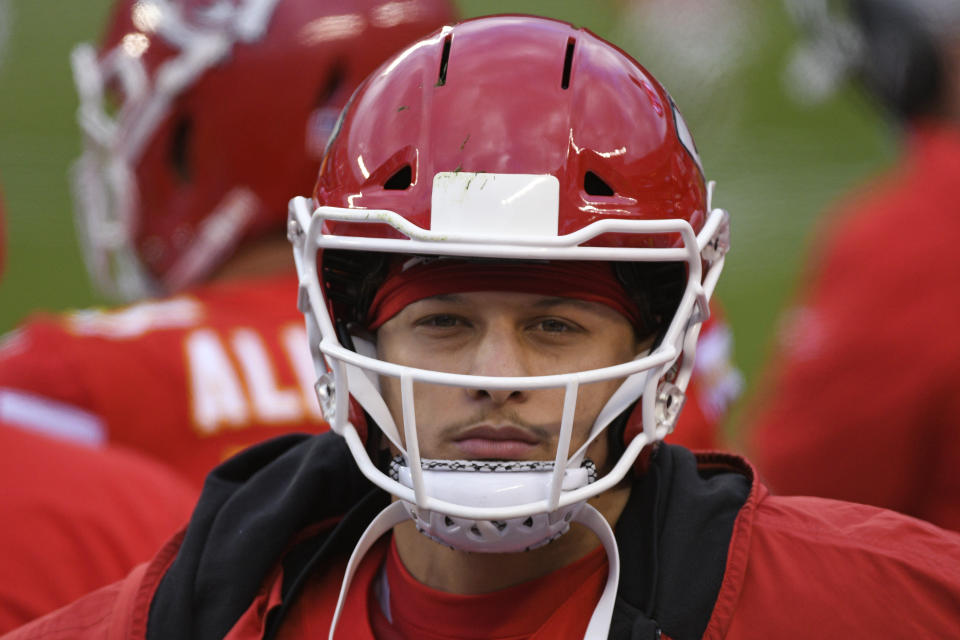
[78, 0, 456, 296]
[315, 15, 707, 247]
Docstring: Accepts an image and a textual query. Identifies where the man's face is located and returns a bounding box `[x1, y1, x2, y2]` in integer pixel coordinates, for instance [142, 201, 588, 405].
[376, 290, 644, 470]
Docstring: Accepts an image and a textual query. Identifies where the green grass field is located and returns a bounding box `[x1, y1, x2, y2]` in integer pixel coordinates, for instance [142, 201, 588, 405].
[0, 0, 895, 440]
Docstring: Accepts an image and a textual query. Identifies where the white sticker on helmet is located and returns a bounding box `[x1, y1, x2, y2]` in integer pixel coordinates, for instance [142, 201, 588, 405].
[431, 172, 559, 238]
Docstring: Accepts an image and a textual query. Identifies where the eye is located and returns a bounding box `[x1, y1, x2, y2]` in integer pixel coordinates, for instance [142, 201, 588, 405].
[417, 314, 464, 329]
[532, 318, 580, 334]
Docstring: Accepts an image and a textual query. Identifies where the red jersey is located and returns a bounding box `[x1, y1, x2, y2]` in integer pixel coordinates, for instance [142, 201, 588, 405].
[0, 272, 328, 488]
[268, 537, 606, 640]
[0, 425, 195, 633]
[746, 123, 960, 531]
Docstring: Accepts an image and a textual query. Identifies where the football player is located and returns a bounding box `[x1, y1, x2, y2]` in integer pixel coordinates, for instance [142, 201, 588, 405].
[748, 0, 960, 531]
[7, 16, 959, 640]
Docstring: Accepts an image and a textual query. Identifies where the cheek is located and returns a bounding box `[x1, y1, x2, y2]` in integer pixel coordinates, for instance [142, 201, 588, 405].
[375, 328, 410, 432]
[573, 378, 623, 427]
[377, 377, 457, 451]
[376, 376, 404, 449]
[571, 377, 625, 467]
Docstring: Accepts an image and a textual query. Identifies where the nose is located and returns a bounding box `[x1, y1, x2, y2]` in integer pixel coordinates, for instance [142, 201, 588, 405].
[465, 321, 528, 405]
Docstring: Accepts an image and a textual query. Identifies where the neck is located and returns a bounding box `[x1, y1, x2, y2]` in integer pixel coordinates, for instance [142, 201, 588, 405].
[392, 482, 630, 594]
[209, 233, 295, 282]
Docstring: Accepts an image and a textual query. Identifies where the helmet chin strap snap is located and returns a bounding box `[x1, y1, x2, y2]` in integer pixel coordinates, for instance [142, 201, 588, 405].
[327, 458, 619, 640]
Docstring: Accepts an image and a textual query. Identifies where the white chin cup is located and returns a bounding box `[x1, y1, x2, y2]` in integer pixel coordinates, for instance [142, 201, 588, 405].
[391, 458, 597, 553]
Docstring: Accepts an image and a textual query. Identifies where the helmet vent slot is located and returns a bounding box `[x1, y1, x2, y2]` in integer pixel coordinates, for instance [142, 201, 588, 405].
[383, 165, 412, 190]
[170, 117, 193, 183]
[561, 37, 576, 89]
[316, 58, 347, 106]
[437, 33, 452, 86]
[584, 171, 614, 196]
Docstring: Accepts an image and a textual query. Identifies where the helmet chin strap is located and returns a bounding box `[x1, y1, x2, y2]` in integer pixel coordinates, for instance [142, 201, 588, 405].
[390, 457, 598, 553]
[327, 496, 620, 640]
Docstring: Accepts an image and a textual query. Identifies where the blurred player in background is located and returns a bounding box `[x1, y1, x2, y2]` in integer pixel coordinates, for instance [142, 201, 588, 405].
[0, 180, 195, 632]
[1, 8, 191, 631]
[0, 421, 196, 632]
[0, 0, 457, 489]
[748, 0, 960, 530]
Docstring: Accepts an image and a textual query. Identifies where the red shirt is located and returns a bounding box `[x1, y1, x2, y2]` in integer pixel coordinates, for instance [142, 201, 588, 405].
[373, 538, 605, 640]
[746, 123, 960, 531]
[0, 272, 328, 488]
[271, 536, 606, 640]
[0, 425, 195, 634]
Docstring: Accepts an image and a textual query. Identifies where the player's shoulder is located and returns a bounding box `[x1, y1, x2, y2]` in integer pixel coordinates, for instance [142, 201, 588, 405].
[820, 133, 960, 263]
[712, 492, 960, 636]
[0, 272, 299, 348]
[0, 295, 208, 351]
[0, 297, 211, 424]
[56, 296, 209, 342]
[752, 493, 960, 577]
[705, 487, 960, 637]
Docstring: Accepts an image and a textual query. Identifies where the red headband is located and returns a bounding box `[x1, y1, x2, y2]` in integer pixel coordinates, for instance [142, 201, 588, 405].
[365, 259, 644, 331]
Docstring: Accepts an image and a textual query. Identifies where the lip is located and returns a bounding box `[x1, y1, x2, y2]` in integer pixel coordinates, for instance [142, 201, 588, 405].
[453, 425, 541, 460]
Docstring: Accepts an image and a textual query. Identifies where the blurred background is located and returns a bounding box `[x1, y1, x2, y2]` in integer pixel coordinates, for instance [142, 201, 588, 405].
[0, 0, 894, 439]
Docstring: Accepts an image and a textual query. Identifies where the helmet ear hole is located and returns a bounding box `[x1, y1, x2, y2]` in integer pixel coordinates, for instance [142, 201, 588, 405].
[584, 171, 615, 196]
[169, 116, 193, 184]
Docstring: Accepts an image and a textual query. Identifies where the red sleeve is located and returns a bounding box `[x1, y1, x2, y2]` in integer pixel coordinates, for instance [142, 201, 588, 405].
[0, 319, 106, 445]
[0, 426, 196, 633]
[746, 180, 960, 529]
[0, 579, 132, 640]
[719, 495, 960, 637]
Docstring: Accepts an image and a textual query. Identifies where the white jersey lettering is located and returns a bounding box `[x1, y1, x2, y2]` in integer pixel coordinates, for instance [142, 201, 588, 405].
[231, 328, 302, 423]
[186, 329, 250, 434]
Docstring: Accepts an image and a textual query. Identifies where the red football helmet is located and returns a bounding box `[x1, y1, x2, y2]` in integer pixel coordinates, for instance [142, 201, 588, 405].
[288, 16, 729, 636]
[71, 0, 456, 300]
